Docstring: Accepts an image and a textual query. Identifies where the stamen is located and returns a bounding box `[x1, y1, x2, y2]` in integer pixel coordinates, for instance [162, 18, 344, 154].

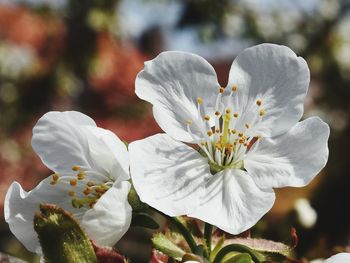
[70, 179, 77, 186]
[186, 119, 192, 125]
[215, 111, 221, 116]
[204, 115, 210, 121]
[77, 171, 85, 180]
[72, 165, 81, 171]
[219, 87, 225, 93]
[259, 109, 265, 116]
[256, 99, 262, 106]
[52, 173, 59, 181]
[197, 97, 203, 104]
[207, 131, 213, 136]
[233, 113, 239, 118]
[86, 181, 95, 187]
[68, 190, 75, 197]
[245, 123, 250, 129]
[232, 85, 237, 92]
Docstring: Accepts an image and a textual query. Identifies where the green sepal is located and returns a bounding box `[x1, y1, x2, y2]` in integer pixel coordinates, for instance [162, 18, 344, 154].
[131, 212, 160, 229]
[127, 184, 148, 212]
[34, 204, 97, 263]
[210, 235, 225, 262]
[223, 253, 252, 263]
[152, 233, 186, 260]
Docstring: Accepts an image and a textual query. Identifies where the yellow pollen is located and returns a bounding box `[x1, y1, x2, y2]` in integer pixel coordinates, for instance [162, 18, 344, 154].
[231, 129, 236, 134]
[197, 97, 203, 104]
[86, 181, 95, 187]
[204, 115, 210, 121]
[215, 128, 220, 133]
[52, 173, 59, 181]
[72, 165, 80, 171]
[245, 123, 250, 129]
[207, 131, 213, 136]
[256, 99, 262, 106]
[219, 87, 225, 93]
[68, 190, 75, 197]
[83, 187, 92, 196]
[232, 85, 237, 92]
[233, 141, 238, 146]
[238, 132, 243, 137]
[95, 186, 107, 194]
[259, 109, 265, 116]
[225, 108, 231, 114]
[239, 138, 245, 144]
[186, 119, 192, 125]
[215, 111, 221, 116]
[233, 112, 239, 118]
[70, 179, 77, 186]
[77, 171, 85, 180]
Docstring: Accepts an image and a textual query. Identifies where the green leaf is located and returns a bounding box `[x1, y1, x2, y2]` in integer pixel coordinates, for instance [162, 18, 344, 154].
[210, 235, 225, 262]
[34, 204, 97, 263]
[152, 233, 186, 260]
[131, 212, 160, 229]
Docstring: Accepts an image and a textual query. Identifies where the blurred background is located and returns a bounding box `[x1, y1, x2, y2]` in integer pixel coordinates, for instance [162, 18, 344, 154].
[0, 0, 349, 262]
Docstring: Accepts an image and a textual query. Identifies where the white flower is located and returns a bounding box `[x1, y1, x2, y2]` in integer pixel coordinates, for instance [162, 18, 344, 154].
[4, 111, 132, 253]
[130, 44, 330, 234]
[324, 253, 350, 263]
[294, 198, 317, 228]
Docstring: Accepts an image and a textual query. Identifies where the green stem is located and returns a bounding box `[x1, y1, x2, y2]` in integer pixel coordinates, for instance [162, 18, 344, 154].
[152, 208, 197, 254]
[168, 216, 198, 254]
[212, 244, 263, 263]
[204, 223, 213, 258]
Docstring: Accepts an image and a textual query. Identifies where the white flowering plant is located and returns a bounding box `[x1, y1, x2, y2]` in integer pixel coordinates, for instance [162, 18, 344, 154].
[4, 44, 343, 263]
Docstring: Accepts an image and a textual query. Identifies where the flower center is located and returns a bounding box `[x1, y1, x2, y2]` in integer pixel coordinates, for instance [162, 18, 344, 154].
[50, 165, 114, 209]
[187, 85, 265, 173]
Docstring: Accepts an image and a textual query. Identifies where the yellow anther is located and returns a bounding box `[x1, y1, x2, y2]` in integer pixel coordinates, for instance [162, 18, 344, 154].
[95, 186, 107, 194]
[207, 131, 213, 136]
[204, 115, 210, 121]
[233, 112, 239, 118]
[83, 187, 92, 196]
[215, 111, 221, 116]
[244, 143, 248, 147]
[72, 165, 81, 171]
[219, 87, 225, 93]
[225, 108, 231, 114]
[50, 180, 57, 185]
[231, 129, 236, 134]
[186, 119, 192, 125]
[52, 173, 59, 181]
[245, 123, 250, 129]
[259, 109, 265, 116]
[233, 141, 238, 146]
[197, 97, 203, 104]
[256, 99, 262, 106]
[238, 132, 243, 137]
[232, 85, 237, 92]
[68, 190, 75, 197]
[77, 171, 85, 180]
[70, 179, 77, 186]
[86, 181, 95, 187]
[239, 138, 245, 144]
[215, 128, 220, 133]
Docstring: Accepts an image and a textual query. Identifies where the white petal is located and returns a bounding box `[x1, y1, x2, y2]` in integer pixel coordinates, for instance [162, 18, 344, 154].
[4, 179, 80, 253]
[82, 126, 129, 182]
[129, 134, 211, 216]
[32, 111, 97, 176]
[135, 51, 219, 143]
[227, 44, 309, 137]
[189, 169, 275, 234]
[324, 253, 350, 263]
[81, 181, 132, 246]
[245, 117, 330, 189]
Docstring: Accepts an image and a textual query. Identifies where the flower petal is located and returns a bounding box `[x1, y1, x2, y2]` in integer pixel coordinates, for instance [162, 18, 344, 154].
[82, 126, 130, 182]
[135, 51, 219, 143]
[325, 253, 350, 263]
[4, 179, 80, 253]
[129, 134, 211, 216]
[32, 111, 97, 176]
[81, 181, 132, 246]
[227, 44, 309, 137]
[189, 169, 275, 234]
[245, 117, 330, 189]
